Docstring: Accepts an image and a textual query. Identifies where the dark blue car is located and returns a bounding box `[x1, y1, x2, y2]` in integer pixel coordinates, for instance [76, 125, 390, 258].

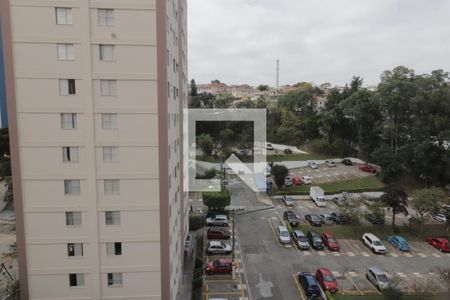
[298, 272, 321, 297]
[387, 235, 410, 252]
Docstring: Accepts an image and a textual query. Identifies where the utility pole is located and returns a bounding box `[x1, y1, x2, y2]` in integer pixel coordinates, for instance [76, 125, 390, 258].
[225, 205, 245, 279]
[276, 59, 280, 89]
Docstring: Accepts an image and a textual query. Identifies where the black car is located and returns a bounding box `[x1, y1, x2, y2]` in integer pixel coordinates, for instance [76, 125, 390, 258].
[330, 212, 350, 225]
[297, 272, 321, 297]
[283, 210, 299, 226]
[342, 158, 353, 166]
[284, 149, 293, 154]
[307, 230, 324, 250]
[305, 214, 323, 227]
[365, 213, 385, 225]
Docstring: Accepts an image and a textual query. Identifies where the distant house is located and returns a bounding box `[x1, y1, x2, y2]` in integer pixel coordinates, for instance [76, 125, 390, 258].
[197, 82, 229, 95]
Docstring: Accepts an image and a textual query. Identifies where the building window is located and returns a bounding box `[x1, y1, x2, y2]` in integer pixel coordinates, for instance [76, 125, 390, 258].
[104, 179, 120, 195]
[69, 273, 84, 287]
[62, 147, 79, 163]
[57, 44, 74, 60]
[56, 7, 73, 25]
[98, 9, 115, 26]
[102, 113, 118, 129]
[105, 211, 120, 225]
[66, 212, 82, 226]
[67, 243, 83, 257]
[107, 273, 123, 287]
[99, 45, 115, 61]
[61, 113, 77, 129]
[106, 242, 122, 256]
[100, 80, 117, 96]
[64, 180, 80, 195]
[59, 79, 76, 95]
[103, 147, 119, 162]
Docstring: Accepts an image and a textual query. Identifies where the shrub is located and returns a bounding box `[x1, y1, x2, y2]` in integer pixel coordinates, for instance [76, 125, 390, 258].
[195, 256, 203, 270]
[189, 216, 204, 231]
[191, 277, 203, 300]
[310, 138, 347, 156]
[407, 217, 422, 235]
[202, 191, 230, 210]
[325, 291, 335, 300]
[285, 221, 293, 233]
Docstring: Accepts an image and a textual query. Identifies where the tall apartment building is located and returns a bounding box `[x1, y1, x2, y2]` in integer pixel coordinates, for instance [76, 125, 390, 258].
[0, 0, 188, 299]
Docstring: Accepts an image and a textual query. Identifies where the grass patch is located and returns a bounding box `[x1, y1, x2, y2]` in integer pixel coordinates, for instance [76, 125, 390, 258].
[297, 223, 449, 241]
[277, 175, 384, 194]
[268, 152, 328, 162]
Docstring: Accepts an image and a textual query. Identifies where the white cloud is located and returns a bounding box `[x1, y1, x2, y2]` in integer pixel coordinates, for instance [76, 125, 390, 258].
[188, 0, 450, 87]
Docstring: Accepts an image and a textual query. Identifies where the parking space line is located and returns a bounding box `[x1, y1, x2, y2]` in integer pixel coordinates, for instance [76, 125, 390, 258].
[267, 219, 283, 247]
[343, 240, 362, 255]
[361, 275, 382, 295]
[344, 273, 363, 295]
[292, 273, 306, 300]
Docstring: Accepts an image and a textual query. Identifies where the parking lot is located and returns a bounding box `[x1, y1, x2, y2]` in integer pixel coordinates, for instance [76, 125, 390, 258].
[232, 182, 450, 299]
[289, 163, 372, 185]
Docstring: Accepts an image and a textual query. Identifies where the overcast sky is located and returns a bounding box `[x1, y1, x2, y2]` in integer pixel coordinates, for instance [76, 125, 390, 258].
[188, 0, 450, 87]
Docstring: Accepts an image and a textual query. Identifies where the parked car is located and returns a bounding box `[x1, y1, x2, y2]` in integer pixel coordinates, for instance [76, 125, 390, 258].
[321, 231, 340, 251]
[283, 210, 299, 226]
[305, 214, 323, 227]
[366, 267, 390, 290]
[325, 160, 336, 167]
[433, 213, 447, 224]
[277, 226, 291, 244]
[365, 213, 385, 225]
[205, 258, 232, 275]
[292, 176, 303, 186]
[426, 237, 450, 252]
[387, 235, 410, 252]
[330, 212, 350, 225]
[282, 195, 294, 207]
[292, 230, 310, 250]
[308, 161, 318, 169]
[316, 268, 338, 293]
[362, 233, 387, 254]
[318, 214, 334, 225]
[301, 175, 312, 185]
[307, 230, 324, 250]
[341, 158, 353, 166]
[284, 148, 293, 154]
[207, 227, 231, 240]
[206, 215, 229, 227]
[266, 143, 274, 150]
[206, 241, 232, 255]
[359, 164, 377, 173]
[297, 272, 321, 297]
[284, 176, 293, 187]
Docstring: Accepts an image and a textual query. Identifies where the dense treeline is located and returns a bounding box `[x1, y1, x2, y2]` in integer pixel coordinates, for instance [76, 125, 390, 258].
[270, 66, 450, 186]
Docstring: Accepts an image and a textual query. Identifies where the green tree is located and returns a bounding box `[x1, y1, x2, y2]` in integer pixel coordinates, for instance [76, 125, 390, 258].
[214, 94, 234, 108]
[197, 133, 214, 156]
[257, 84, 269, 91]
[382, 278, 404, 300]
[380, 187, 408, 230]
[271, 164, 289, 189]
[202, 191, 230, 210]
[0, 128, 10, 157]
[4, 280, 20, 300]
[411, 187, 446, 232]
[190, 79, 198, 97]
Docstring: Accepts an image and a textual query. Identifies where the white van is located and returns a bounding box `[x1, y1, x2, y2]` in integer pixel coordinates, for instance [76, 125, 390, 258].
[362, 233, 387, 254]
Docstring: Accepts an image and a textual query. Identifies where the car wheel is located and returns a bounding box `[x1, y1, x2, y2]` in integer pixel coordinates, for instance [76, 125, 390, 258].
[223, 223, 228, 227]
[440, 248, 443, 252]
[225, 251, 231, 255]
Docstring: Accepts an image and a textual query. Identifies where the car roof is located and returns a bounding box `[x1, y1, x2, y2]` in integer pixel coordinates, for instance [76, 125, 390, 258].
[436, 237, 449, 242]
[294, 230, 306, 236]
[391, 235, 406, 242]
[214, 215, 227, 218]
[364, 233, 380, 240]
[209, 227, 225, 231]
[322, 231, 335, 237]
[368, 267, 386, 275]
[308, 230, 320, 236]
[318, 268, 332, 275]
[278, 225, 288, 231]
[209, 241, 223, 246]
[218, 258, 232, 264]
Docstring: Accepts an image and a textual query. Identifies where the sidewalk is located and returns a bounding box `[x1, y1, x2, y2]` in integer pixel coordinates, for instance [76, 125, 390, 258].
[177, 231, 197, 300]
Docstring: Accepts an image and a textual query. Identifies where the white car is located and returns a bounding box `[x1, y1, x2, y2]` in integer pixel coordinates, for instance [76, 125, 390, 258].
[325, 160, 336, 167]
[284, 176, 293, 186]
[207, 241, 232, 255]
[362, 233, 386, 254]
[206, 215, 229, 227]
[266, 143, 274, 150]
[366, 267, 390, 290]
[301, 175, 312, 185]
[282, 196, 294, 207]
[307, 161, 318, 169]
[434, 213, 447, 224]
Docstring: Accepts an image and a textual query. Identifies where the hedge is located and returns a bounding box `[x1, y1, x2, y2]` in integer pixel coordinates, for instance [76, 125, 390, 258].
[202, 191, 231, 210]
[189, 215, 204, 231]
[275, 187, 383, 196]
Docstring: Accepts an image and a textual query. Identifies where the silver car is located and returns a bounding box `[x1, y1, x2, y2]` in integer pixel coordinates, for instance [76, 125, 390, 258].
[318, 214, 334, 225]
[282, 196, 294, 207]
[277, 226, 291, 244]
[292, 230, 310, 250]
[434, 213, 447, 224]
[207, 241, 232, 255]
[206, 215, 229, 227]
[366, 267, 390, 290]
[308, 161, 318, 169]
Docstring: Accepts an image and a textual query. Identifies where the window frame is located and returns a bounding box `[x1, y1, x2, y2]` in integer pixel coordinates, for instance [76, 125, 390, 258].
[99, 44, 115, 62]
[106, 242, 122, 256]
[98, 8, 115, 26]
[69, 273, 85, 287]
[64, 179, 81, 195]
[67, 243, 84, 257]
[103, 147, 119, 162]
[104, 179, 120, 195]
[65, 211, 82, 226]
[55, 7, 73, 25]
[57, 43, 74, 61]
[62, 146, 79, 163]
[107, 272, 123, 287]
[102, 113, 118, 129]
[105, 211, 120, 225]
[100, 80, 117, 96]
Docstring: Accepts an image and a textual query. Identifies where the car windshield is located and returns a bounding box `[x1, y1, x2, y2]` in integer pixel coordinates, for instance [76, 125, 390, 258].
[299, 236, 308, 242]
[311, 216, 319, 220]
[324, 275, 334, 282]
[328, 238, 337, 243]
[281, 231, 289, 237]
[213, 261, 220, 267]
[313, 237, 322, 242]
[373, 241, 383, 246]
[377, 274, 388, 282]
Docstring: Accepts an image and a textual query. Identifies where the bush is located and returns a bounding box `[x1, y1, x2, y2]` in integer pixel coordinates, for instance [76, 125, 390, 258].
[310, 138, 348, 156]
[275, 187, 382, 196]
[285, 221, 293, 233]
[195, 256, 203, 270]
[325, 291, 335, 300]
[202, 191, 230, 210]
[407, 217, 423, 235]
[189, 216, 204, 231]
[191, 277, 203, 300]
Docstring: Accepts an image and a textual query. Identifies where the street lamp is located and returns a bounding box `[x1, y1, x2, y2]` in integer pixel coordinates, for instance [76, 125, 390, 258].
[225, 205, 245, 279]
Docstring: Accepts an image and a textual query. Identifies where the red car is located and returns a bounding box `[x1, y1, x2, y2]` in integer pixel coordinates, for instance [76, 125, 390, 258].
[426, 237, 450, 252]
[321, 231, 340, 251]
[205, 258, 232, 275]
[316, 268, 338, 293]
[207, 227, 231, 240]
[359, 164, 377, 173]
[292, 176, 303, 186]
